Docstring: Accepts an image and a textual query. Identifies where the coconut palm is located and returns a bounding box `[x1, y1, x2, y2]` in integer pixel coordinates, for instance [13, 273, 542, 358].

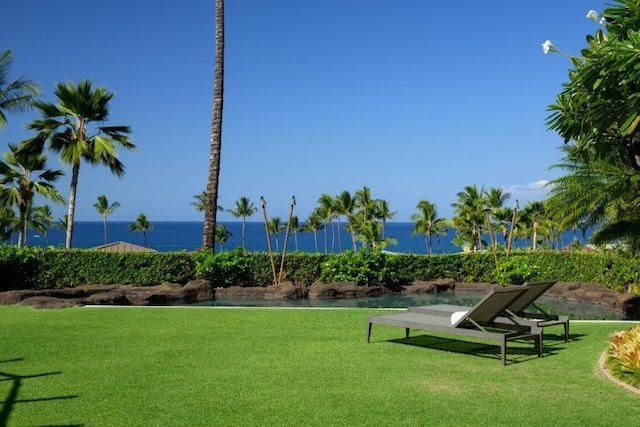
[451, 185, 486, 251]
[303, 210, 324, 253]
[0, 49, 39, 130]
[317, 193, 336, 253]
[31, 205, 55, 246]
[93, 195, 120, 244]
[288, 214, 300, 251]
[0, 143, 64, 247]
[129, 213, 153, 246]
[191, 190, 224, 213]
[354, 219, 397, 249]
[334, 190, 357, 252]
[0, 207, 18, 243]
[203, 0, 225, 249]
[215, 223, 232, 251]
[410, 200, 447, 255]
[374, 199, 396, 239]
[267, 216, 284, 252]
[227, 196, 257, 251]
[23, 79, 135, 249]
[520, 201, 551, 250]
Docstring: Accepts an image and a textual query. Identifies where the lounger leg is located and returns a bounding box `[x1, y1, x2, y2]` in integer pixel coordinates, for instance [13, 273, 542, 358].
[366, 321, 372, 343]
[405, 327, 410, 339]
[501, 337, 507, 366]
[564, 322, 569, 343]
[537, 332, 543, 358]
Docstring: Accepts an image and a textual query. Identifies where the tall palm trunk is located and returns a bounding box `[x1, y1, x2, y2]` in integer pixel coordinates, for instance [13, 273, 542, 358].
[66, 162, 80, 249]
[203, 0, 225, 249]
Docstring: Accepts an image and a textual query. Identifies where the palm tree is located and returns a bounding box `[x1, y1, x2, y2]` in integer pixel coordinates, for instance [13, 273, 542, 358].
[288, 214, 300, 251]
[129, 213, 153, 246]
[0, 143, 64, 247]
[215, 223, 232, 251]
[192, 190, 224, 213]
[354, 220, 397, 249]
[0, 50, 39, 130]
[520, 201, 551, 250]
[23, 80, 135, 249]
[0, 207, 18, 243]
[374, 199, 396, 239]
[203, 0, 225, 249]
[410, 200, 447, 255]
[317, 194, 335, 253]
[93, 195, 120, 244]
[267, 216, 284, 252]
[31, 205, 55, 245]
[227, 196, 257, 251]
[484, 186, 511, 246]
[334, 190, 357, 251]
[303, 211, 324, 253]
[451, 184, 486, 252]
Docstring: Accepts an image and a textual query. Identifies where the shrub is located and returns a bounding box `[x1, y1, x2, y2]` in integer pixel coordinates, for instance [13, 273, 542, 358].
[607, 324, 640, 389]
[319, 248, 399, 287]
[494, 256, 540, 285]
[194, 248, 251, 287]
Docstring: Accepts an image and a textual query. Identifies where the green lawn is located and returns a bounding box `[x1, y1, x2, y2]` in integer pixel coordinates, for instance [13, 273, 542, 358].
[0, 305, 638, 426]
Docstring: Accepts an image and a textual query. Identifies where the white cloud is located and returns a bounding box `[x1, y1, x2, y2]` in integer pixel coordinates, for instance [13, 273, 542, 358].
[504, 180, 550, 203]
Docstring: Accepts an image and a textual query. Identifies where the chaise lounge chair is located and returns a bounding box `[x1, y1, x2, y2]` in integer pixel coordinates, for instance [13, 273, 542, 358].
[408, 281, 569, 342]
[366, 287, 543, 365]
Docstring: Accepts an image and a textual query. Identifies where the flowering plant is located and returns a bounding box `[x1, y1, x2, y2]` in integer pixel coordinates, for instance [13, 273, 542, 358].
[608, 325, 640, 375]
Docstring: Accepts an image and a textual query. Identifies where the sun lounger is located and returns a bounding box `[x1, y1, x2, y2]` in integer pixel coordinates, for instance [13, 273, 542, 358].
[408, 281, 569, 342]
[366, 287, 543, 365]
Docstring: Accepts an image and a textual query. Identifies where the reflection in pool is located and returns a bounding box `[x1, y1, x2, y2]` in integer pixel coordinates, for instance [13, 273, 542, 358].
[191, 291, 628, 320]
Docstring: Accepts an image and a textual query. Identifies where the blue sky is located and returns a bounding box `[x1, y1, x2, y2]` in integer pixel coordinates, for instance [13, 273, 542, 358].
[2, 0, 602, 222]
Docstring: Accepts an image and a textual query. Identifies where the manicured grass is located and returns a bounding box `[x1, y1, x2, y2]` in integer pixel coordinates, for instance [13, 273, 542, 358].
[0, 305, 638, 426]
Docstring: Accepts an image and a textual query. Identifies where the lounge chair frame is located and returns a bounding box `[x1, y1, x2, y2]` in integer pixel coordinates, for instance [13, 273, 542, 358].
[367, 287, 543, 365]
[409, 281, 569, 342]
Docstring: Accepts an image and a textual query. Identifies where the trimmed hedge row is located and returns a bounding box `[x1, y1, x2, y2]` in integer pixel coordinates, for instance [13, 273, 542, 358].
[1, 245, 639, 292]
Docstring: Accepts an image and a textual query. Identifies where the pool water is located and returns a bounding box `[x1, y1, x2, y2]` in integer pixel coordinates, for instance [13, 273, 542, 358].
[191, 291, 628, 320]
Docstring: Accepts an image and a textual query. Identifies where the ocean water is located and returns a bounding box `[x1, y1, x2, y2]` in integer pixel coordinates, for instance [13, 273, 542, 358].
[22, 221, 585, 254]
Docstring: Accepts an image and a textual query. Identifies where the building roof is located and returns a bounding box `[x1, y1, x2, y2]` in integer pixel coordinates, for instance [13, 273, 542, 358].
[90, 241, 157, 253]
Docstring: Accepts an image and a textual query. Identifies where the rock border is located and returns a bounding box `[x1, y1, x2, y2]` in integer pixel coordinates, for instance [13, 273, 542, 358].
[597, 351, 640, 396]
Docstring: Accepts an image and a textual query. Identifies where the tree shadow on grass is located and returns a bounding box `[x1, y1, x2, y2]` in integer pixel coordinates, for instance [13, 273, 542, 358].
[0, 359, 81, 427]
[389, 335, 548, 365]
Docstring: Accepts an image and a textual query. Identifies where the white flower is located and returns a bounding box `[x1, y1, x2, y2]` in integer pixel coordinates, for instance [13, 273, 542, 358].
[542, 40, 554, 54]
[600, 17, 607, 25]
[586, 9, 598, 21]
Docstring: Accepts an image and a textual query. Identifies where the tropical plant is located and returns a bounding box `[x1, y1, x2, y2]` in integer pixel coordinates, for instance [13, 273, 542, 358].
[302, 210, 324, 253]
[544, 2, 640, 253]
[22, 79, 135, 249]
[215, 223, 232, 251]
[0, 207, 18, 242]
[267, 216, 284, 252]
[0, 143, 64, 247]
[288, 214, 300, 251]
[0, 49, 39, 130]
[607, 324, 640, 383]
[317, 193, 336, 253]
[203, 0, 225, 250]
[374, 199, 396, 239]
[451, 185, 486, 252]
[410, 199, 448, 255]
[334, 190, 357, 251]
[227, 196, 257, 251]
[129, 213, 153, 246]
[191, 190, 224, 213]
[353, 218, 397, 249]
[31, 205, 55, 245]
[93, 195, 120, 245]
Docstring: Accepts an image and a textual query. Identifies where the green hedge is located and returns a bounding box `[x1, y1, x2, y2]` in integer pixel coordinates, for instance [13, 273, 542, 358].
[1, 245, 639, 292]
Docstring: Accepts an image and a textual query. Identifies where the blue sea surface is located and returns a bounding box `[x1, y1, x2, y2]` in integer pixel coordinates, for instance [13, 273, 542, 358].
[24, 221, 586, 254]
